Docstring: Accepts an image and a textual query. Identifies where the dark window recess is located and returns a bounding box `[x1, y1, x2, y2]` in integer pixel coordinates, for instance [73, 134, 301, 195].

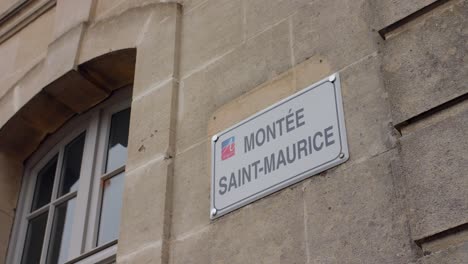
[21, 212, 48, 264]
[58, 133, 86, 197]
[31, 157, 58, 211]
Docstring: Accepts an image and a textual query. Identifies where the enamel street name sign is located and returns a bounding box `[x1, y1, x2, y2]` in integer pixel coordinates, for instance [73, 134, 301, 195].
[210, 74, 349, 219]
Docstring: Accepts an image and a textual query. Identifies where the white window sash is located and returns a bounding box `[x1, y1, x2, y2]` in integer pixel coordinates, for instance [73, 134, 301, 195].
[7, 87, 132, 264]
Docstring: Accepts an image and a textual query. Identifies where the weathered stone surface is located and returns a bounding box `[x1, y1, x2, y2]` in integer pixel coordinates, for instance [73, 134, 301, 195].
[171, 141, 210, 238]
[46, 24, 84, 83]
[399, 107, 468, 240]
[371, 0, 438, 30]
[117, 159, 172, 257]
[0, 115, 45, 160]
[14, 7, 54, 71]
[339, 54, 396, 162]
[382, 0, 468, 124]
[245, 0, 304, 39]
[421, 227, 468, 254]
[0, 153, 22, 216]
[413, 241, 468, 264]
[180, 0, 242, 76]
[293, 55, 332, 91]
[118, 243, 162, 264]
[180, 0, 206, 13]
[304, 150, 418, 264]
[93, 0, 179, 21]
[177, 19, 291, 151]
[133, 4, 180, 98]
[79, 48, 136, 92]
[53, 0, 93, 39]
[44, 70, 109, 113]
[14, 60, 47, 111]
[93, 0, 126, 20]
[0, 89, 16, 129]
[208, 69, 296, 136]
[0, 36, 18, 89]
[399, 98, 468, 136]
[292, 0, 379, 70]
[0, 211, 13, 264]
[170, 186, 306, 264]
[79, 6, 154, 64]
[127, 80, 177, 170]
[17, 92, 75, 136]
[0, 0, 17, 15]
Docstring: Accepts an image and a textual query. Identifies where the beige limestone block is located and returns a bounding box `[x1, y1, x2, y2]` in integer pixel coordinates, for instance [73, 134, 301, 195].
[170, 186, 306, 264]
[180, 0, 206, 13]
[413, 241, 468, 264]
[293, 55, 332, 91]
[421, 228, 468, 254]
[399, 105, 468, 241]
[0, 89, 16, 129]
[93, 0, 179, 22]
[0, 0, 17, 15]
[79, 6, 153, 65]
[371, 0, 438, 30]
[54, 0, 93, 39]
[292, 0, 379, 71]
[117, 243, 162, 264]
[244, 0, 304, 39]
[303, 150, 418, 263]
[45, 24, 84, 83]
[14, 61, 47, 111]
[117, 158, 172, 257]
[14, 7, 54, 71]
[0, 114, 45, 160]
[0, 153, 22, 216]
[0, 35, 19, 89]
[133, 4, 180, 98]
[171, 141, 210, 238]
[0, 211, 13, 264]
[43, 70, 109, 113]
[208, 70, 296, 136]
[17, 92, 75, 133]
[176, 19, 291, 152]
[93, 0, 127, 20]
[382, 0, 468, 125]
[179, 0, 243, 76]
[127, 80, 177, 170]
[338, 54, 396, 162]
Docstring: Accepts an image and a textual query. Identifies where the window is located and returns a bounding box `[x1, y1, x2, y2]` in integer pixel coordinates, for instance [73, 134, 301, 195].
[8, 88, 132, 264]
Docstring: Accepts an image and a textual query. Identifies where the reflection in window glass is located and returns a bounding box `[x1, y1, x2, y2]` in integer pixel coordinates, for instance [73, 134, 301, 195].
[58, 133, 86, 197]
[31, 157, 58, 211]
[105, 108, 130, 173]
[21, 212, 48, 264]
[47, 198, 76, 264]
[97, 172, 125, 246]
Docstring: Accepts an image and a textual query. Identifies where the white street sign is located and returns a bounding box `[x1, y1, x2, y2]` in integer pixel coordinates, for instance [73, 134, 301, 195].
[210, 74, 349, 219]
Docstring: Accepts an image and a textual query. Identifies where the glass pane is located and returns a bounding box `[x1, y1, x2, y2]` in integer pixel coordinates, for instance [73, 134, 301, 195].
[97, 172, 125, 246]
[105, 108, 130, 172]
[58, 133, 86, 197]
[21, 212, 48, 264]
[32, 156, 58, 211]
[47, 198, 76, 264]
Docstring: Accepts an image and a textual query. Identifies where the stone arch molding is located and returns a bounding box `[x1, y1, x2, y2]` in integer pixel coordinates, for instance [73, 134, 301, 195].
[0, 1, 181, 161]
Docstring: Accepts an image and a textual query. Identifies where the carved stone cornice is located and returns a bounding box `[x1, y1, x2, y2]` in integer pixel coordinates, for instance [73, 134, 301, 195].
[0, 0, 56, 44]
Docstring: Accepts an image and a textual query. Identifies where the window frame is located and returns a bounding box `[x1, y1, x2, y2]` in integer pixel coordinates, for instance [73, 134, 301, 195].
[7, 87, 132, 264]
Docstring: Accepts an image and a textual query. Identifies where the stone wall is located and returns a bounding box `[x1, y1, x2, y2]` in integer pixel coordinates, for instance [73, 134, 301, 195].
[0, 0, 466, 263]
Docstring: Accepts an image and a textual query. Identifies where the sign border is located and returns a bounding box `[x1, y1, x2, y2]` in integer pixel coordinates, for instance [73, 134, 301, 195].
[210, 73, 349, 219]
